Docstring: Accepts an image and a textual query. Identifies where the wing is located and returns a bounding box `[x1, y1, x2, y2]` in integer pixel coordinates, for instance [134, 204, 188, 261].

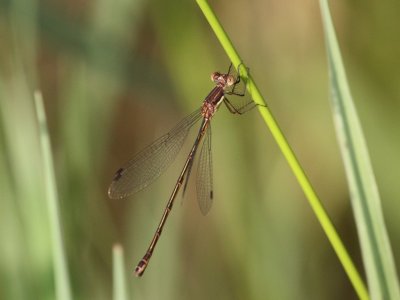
[108, 108, 202, 199]
[196, 125, 213, 215]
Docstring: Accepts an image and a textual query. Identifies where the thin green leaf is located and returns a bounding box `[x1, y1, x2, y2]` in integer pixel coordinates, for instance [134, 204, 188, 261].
[34, 91, 73, 300]
[319, 1, 400, 299]
[113, 244, 128, 300]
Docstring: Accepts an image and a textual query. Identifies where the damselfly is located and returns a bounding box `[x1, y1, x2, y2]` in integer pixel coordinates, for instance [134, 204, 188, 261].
[108, 64, 255, 276]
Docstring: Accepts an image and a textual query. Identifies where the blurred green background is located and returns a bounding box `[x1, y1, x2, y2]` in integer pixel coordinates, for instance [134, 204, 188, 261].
[1, 0, 399, 299]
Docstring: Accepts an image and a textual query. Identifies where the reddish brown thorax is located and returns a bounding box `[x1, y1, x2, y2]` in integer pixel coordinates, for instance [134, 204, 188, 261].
[201, 72, 235, 119]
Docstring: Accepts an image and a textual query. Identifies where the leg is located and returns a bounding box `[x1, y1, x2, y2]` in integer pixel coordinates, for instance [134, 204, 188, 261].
[224, 63, 266, 115]
[227, 63, 233, 75]
[224, 97, 240, 114]
[227, 63, 249, 97]
[224, 97, 258, 115]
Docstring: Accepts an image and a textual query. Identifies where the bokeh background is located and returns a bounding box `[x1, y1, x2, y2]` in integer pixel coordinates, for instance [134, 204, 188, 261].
[1, 0, 399, 299]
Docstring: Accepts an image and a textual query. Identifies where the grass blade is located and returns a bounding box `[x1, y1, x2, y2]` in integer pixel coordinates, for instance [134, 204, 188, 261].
[34, 91, 73, 300]
[113, 244, 128, 300]
[319, 1, 400, 299]
[196, 0, 369, 298]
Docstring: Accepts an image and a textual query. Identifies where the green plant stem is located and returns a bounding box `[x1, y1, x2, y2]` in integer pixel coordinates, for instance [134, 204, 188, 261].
[196, 1, 369, 299]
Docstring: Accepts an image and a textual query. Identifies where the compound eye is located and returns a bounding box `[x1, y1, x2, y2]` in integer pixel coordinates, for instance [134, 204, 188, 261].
[226, 75, 235, 86]
[211, 72, 220, 82]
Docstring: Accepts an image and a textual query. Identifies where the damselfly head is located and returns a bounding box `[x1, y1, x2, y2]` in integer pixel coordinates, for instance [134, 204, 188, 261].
[211, 72, 235, 88]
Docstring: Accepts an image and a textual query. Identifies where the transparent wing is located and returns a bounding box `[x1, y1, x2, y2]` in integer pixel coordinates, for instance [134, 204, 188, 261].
[108, 108, 202, 199]
[196, 125, 213, 215]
